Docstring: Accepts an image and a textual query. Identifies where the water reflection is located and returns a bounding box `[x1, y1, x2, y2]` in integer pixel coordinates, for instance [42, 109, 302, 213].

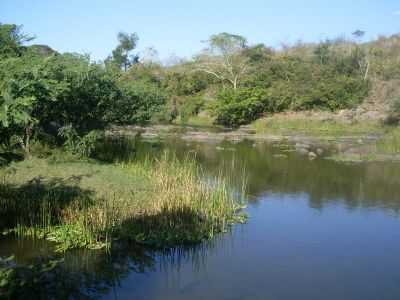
[134, 138, 400, 213]
[0, 231, 231, 299]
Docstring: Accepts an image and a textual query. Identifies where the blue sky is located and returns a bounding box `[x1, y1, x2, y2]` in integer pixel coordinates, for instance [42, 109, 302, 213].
[1, 0, 399, 62]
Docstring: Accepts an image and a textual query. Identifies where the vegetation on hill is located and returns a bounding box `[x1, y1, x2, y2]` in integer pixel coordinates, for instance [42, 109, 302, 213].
[1, 23, 400, 157]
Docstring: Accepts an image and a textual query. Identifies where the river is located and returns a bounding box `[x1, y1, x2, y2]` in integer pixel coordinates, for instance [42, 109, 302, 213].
[2, 136, 400, 300]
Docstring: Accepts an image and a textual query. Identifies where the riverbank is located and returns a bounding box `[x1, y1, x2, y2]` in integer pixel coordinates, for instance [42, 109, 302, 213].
[0, 152, 245, 251]
[107, 117, 400, 162]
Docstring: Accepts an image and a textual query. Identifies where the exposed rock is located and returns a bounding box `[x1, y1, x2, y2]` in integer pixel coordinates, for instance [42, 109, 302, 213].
[238, 125, 256, 134]
[295, 143, 311, 150]
[308, 151, 317, 159]
[296, 148, 309, 155]
[273, 154, 288, 159]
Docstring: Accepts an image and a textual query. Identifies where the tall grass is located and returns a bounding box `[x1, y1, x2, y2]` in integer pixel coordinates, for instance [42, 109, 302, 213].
[0, 153, 246, 251]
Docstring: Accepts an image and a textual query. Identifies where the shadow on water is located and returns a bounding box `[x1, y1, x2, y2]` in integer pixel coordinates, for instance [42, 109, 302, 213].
[0, 233, 226, 300]
[93, 137, 138, 163]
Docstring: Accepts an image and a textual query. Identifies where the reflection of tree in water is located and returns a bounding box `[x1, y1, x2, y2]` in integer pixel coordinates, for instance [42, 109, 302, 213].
[151, 138, 400, 213]
[2, 234, 227, 300]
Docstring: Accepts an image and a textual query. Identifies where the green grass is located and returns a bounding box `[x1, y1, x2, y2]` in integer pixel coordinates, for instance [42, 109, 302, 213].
[252, 117, 384, 137]
[176, 114, 216, 127]
[0, 152, 246, 251]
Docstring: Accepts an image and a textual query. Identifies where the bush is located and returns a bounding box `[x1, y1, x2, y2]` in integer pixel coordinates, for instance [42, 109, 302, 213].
[212, 88, 267, 127]
[292, 76, 369, 111]
[385, 97, 400, 125]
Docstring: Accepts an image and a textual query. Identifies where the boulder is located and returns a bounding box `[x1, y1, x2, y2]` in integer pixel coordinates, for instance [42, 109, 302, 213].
[308, 151, 317, 159]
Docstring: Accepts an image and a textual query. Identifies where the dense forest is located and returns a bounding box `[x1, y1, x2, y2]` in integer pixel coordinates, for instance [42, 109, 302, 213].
[1, 23, 400, 158]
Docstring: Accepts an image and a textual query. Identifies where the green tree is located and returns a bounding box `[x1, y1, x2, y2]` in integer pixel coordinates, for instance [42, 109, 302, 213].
[111, 32, 139, 71]
[0, 55, 66, 155]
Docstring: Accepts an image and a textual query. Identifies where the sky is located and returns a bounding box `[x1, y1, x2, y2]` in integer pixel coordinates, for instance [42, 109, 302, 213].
[1, 0, 400, 62]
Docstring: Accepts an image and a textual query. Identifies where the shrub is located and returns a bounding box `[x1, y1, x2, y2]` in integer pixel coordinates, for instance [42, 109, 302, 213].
[58, 125, 103, 157]
[385, 96, 400, 125]
[212, 88, 267, 127]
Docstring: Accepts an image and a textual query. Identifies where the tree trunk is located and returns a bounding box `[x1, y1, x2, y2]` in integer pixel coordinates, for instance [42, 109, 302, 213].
[233, 78, 238, 90]
[363, 60, 370, 81]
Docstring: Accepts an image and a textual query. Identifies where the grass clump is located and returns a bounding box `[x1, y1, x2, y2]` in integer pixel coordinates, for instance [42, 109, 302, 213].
[0, 152, 246, 251]
[118, 154, 246, 246]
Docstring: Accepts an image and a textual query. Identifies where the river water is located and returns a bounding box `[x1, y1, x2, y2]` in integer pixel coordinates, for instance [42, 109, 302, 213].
[2, 136, 400, 300]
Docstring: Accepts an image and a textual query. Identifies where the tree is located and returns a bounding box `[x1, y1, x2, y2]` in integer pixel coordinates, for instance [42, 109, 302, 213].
[0, 59, 63, 155]
[352, 30, 365, 41]
[0, 23, 34, 58]
[195, 32, 249, 90]
[111, 32, 139, 71]
[348, 30, 369, 80]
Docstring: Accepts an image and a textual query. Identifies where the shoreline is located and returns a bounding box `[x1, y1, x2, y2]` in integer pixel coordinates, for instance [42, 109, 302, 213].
[106, 124, 400, 163]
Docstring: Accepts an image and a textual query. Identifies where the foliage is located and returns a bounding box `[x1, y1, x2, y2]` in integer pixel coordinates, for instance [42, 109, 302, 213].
[212, 66, 369, 127]
[0, 53, 68, 154]
[104, 80, 167, 125]
[0, 23, 34, 58]
[163, 69, 210, 96]
[58, 125, 104, 157]
[0, 25, 166, 155]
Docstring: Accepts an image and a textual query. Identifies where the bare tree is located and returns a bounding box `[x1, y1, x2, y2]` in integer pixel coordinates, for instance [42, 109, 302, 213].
[194, 33, 249, 90]
[140, 46, 160, 65]
[352, 30, 369, 80]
